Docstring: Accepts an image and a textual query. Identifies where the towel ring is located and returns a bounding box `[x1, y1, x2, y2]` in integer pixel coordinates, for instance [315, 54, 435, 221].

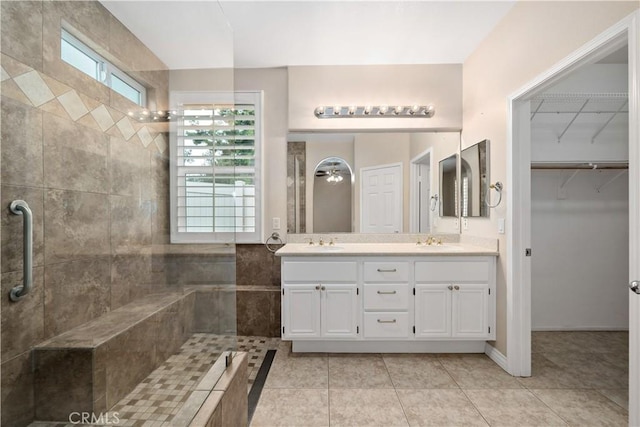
[265, 232, 283, 253]
[485, 182, 503, 208]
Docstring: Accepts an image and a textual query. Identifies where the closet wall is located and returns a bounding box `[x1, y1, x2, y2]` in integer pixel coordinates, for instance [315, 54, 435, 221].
[531, 62, 629, 330]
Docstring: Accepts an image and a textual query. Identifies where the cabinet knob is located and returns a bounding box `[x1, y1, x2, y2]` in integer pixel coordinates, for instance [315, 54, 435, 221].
[321, 286, 326, 291]
[447, 285, 453, 290]
[315, 285, 321, 290]
[454, 285, 460, 290]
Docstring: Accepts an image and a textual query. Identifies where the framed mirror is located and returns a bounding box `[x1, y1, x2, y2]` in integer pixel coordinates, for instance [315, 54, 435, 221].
[439, 154, 458, 217]
[460, 139, 489, 218]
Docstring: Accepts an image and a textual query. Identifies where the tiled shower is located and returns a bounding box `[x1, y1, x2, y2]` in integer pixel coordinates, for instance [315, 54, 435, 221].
[0, 1, 240, 425]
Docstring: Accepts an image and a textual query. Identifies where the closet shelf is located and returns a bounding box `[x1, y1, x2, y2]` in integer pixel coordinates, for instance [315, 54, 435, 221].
[530, 93, 628, 143]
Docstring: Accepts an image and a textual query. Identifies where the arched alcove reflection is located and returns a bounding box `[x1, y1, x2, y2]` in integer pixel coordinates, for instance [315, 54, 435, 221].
[313, 157, 353, 232]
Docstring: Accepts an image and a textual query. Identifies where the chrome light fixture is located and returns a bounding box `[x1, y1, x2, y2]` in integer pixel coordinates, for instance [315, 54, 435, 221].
[314, 104, 435, 118]
[326, 170, 344, 184]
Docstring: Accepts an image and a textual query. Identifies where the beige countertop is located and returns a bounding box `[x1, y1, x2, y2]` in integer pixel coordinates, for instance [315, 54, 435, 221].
[275, 242, 499, 257]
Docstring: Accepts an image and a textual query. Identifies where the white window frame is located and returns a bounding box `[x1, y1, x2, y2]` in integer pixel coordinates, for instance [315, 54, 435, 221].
[61, 28, 146, 107]
[169, 91, 263, 244]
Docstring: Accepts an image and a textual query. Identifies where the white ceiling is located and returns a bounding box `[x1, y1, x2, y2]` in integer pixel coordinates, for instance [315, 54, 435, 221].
[101, 1, 516, 70]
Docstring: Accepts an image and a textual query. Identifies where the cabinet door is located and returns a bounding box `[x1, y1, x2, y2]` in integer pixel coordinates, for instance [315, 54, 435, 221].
[415, 284, 452, 338]
[321, 285, 358, 338]
[283, 285, 321, 338]
[452, 283, 489, 338]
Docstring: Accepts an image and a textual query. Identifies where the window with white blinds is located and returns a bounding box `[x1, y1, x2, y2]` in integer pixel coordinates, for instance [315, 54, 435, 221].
[170, 91, 262, 243]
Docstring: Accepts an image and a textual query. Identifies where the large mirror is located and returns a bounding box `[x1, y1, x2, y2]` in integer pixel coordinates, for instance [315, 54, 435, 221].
[439, 154, 458, 217]
[287, 132, 460, 234]
[460, 139, 490, 217]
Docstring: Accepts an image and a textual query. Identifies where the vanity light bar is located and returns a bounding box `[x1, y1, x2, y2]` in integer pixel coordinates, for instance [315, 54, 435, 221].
[314, 105, 435, 118]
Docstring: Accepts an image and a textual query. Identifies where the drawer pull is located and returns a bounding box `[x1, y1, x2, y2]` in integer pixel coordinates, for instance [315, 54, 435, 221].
[315, 285, 321, 290]
[377, 290, 397, 295]
[447, 285, 453, 290]
[377, 268, 397, 273]
[377, 319, 397, 323]
[454, 285, 460, 290]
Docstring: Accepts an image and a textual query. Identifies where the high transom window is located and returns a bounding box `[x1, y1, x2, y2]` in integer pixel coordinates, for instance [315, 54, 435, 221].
[61, 28, 146, 106]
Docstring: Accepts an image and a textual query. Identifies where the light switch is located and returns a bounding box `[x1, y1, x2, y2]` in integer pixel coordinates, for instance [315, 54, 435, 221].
[272, 217, 281, 230]
[498, 218, 505, 234]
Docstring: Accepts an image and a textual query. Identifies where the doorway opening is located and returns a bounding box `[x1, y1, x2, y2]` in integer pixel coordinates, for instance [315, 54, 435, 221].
[410, 149, 432, 233]
[507, 11, 639, 424]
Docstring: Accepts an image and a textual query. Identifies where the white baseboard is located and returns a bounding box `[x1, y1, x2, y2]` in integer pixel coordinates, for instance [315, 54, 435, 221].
[484, 342, 509, 373]
[292, 340, 487, 353]
[532, 327, 629, 331]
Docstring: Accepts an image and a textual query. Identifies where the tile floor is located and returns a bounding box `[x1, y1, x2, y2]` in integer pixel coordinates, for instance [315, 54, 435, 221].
[250, 331, 629, 426]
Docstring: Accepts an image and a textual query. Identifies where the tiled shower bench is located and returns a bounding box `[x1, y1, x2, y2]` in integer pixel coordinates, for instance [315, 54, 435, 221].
[32, 291, 195, 421]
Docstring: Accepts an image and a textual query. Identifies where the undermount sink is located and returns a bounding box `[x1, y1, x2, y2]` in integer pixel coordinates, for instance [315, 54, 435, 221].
[416, 244, 464, 251]
[303, 245, 344, 252]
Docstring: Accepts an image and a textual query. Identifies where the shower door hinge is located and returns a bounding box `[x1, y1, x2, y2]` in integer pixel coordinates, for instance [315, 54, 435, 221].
[525, 248, 532, 257]
[225, 351, 233, 367]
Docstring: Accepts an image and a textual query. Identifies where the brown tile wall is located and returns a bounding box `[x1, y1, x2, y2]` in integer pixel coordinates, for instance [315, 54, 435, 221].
[236, 244, 281, 337]
[1, 2, 170, 425]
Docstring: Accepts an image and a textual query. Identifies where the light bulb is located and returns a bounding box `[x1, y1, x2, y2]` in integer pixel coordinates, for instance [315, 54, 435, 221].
[314, 106, 325, 117]
[363, 106, 372, 115]
[409, 105, 420, 115]
[378, 105, 388, 115]
[333, 106, 342, 115]
[423, 105, 435, 117]
[348, 106, 357, 115]
[394, 106, 404, 115]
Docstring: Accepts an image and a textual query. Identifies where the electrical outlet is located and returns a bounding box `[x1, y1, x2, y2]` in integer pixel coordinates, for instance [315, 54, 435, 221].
[272, 217, 281, 230]
[454, 218, 459, 228]
[498, 218, 505, 234]
[462, 217, 469, 230]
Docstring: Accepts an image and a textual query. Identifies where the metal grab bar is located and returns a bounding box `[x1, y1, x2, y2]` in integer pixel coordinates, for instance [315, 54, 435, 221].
[9, 200, 33, 302]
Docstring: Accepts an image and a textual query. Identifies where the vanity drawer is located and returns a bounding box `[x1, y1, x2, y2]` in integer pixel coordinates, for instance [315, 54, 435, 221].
[363, 312, 409, 338]
[364, 284, 410, 311]
[415, 260, 489, 282]
[283, 261, 357, 282]
[363, 262, 409, 282]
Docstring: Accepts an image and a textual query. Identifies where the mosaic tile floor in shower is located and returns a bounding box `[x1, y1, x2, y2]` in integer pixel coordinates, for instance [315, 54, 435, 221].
[29, 334, 280, 427]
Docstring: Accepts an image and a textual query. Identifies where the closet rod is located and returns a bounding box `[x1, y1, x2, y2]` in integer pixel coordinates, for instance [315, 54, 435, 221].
[531, 164, 628, 170]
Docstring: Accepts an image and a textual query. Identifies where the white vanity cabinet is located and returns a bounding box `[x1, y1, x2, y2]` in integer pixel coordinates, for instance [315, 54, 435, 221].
[279, 249, 497, 353]
[281, 260, 358, 340]
[415, 258, 495, 340]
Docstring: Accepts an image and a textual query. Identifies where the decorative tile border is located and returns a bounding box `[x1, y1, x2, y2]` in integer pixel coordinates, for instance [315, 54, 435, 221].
[1, 54, 167, 154]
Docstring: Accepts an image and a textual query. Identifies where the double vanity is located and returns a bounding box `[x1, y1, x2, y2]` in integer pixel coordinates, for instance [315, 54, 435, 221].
[276, 236, 498, 353]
